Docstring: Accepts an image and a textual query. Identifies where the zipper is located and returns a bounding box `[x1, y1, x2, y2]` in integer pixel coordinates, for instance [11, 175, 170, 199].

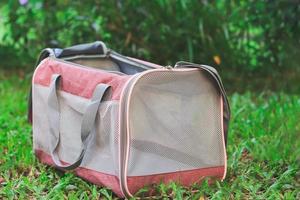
[163, 65, 173, 69]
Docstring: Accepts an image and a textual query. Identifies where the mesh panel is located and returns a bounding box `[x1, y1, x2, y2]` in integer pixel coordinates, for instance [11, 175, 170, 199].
[32, 85, 120, 175]
[83, 101, 120, 176]
[127, 70, 224, 176]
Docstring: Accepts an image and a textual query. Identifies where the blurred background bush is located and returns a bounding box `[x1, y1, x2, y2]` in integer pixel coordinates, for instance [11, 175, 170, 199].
[0, 0, 299, 92]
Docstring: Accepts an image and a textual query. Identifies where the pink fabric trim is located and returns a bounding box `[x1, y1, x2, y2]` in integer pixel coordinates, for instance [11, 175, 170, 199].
[33, 58, 131, 100]
[220, 97, 227, 180]
[127, 166, 224, 195]
[36, 149, 224, 197]
[35, 149, 124, 197]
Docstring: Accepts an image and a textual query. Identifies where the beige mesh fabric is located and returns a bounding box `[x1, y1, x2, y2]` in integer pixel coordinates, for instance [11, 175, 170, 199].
[127, 70, 225, 176]
[32, 84, 120, 175]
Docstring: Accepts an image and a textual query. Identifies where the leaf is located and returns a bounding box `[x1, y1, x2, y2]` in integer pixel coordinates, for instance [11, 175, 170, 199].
[213, 55, 221, 65]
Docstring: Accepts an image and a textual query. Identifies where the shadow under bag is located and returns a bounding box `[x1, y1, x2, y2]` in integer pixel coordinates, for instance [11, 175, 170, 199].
[28, 41, 230, 198]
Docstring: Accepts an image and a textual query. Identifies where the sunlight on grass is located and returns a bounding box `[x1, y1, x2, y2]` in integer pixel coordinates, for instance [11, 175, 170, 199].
[0, 72, 299, 199]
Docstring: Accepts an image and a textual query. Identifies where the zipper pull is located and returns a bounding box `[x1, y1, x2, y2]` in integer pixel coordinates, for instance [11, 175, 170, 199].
[163, 65, 173, 69]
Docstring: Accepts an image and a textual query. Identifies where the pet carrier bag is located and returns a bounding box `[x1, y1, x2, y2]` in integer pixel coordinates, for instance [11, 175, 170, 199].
[28, 41, 230, 198]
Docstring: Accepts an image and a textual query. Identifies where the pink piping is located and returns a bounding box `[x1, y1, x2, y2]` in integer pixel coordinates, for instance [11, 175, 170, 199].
[220, 97, 227, 180]
[117, 76, 135, 197]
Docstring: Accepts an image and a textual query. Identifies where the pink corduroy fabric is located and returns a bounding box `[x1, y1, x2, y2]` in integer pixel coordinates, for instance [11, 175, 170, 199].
[33, 58, 131, 101]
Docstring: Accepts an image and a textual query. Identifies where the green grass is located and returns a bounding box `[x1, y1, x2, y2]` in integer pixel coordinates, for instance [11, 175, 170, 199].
[0, 71, 299, 199]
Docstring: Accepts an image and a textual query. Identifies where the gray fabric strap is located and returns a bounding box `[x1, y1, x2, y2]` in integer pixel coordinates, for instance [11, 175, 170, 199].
[47, 74, 110, 170]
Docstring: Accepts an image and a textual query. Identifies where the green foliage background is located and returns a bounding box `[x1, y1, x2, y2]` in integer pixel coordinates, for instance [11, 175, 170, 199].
[1, 0, 300, 73]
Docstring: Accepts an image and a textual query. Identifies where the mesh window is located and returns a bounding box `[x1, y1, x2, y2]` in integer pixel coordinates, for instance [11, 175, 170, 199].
[127, 70, 225, 176]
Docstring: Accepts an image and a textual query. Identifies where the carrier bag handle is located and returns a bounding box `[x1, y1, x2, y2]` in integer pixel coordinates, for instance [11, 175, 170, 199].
[56, 41, 108, 58]
[27, 41, 108, 123]
[47, 74, 110, 170]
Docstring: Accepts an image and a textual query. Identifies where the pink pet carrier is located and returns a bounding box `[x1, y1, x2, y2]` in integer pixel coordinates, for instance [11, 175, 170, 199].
[28, 41, 230, 198]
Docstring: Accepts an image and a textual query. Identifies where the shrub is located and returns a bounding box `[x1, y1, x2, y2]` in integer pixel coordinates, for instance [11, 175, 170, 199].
[0, 0, 299, 71]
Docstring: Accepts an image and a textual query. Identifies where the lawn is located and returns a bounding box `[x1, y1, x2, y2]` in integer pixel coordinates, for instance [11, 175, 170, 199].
[0, 70, 299, 199]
